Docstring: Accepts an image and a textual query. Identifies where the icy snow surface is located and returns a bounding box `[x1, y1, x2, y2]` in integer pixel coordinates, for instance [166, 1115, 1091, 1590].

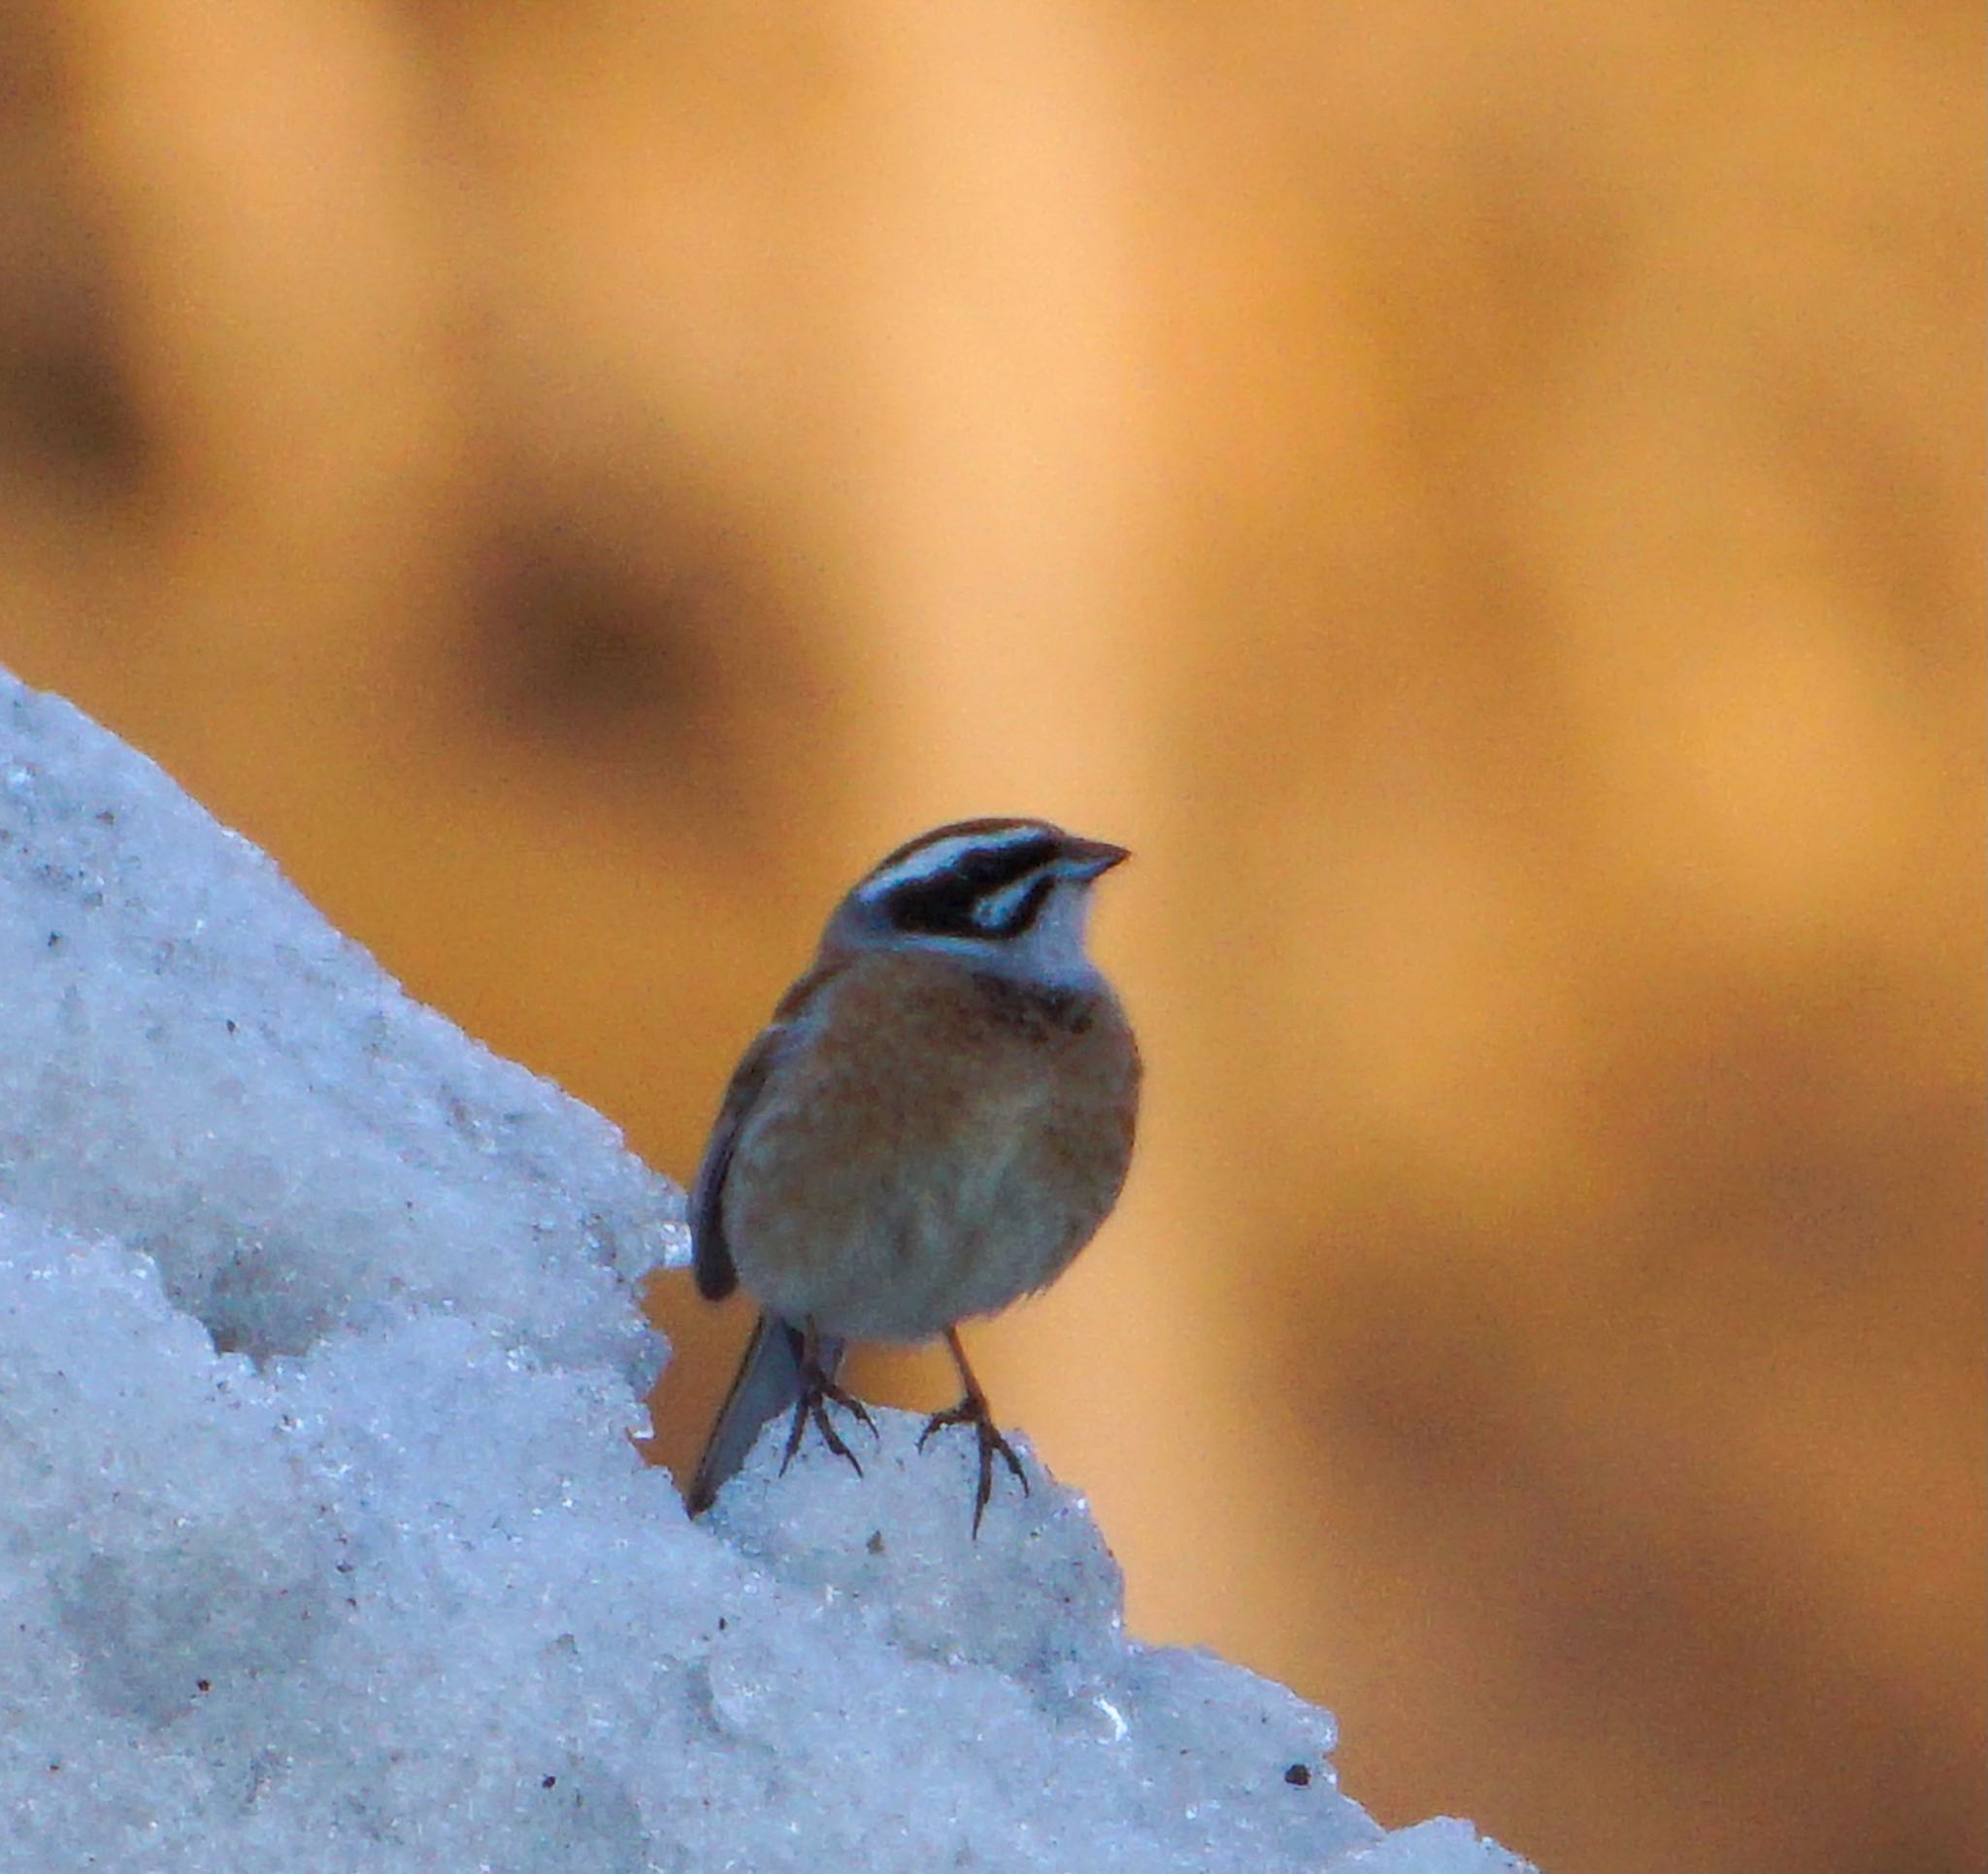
[0, 666, 1536, 1872]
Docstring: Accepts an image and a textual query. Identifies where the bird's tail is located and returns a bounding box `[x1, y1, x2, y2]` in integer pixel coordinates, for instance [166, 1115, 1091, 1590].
[684, 1314, 846, 1516]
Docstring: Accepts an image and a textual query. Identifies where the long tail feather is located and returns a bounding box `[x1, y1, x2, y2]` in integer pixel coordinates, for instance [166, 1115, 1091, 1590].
[684, 1315, 846, 1516]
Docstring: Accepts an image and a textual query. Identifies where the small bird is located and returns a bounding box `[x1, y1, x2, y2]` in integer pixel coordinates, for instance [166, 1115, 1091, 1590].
[683, 817, 1141, 1530]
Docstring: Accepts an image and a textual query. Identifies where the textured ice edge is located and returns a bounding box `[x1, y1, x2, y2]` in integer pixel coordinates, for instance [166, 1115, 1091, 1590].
[0, 666, 1535, 1873]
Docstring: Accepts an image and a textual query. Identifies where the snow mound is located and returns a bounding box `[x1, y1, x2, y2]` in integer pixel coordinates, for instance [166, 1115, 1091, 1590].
[0, 665, 1535, 1871]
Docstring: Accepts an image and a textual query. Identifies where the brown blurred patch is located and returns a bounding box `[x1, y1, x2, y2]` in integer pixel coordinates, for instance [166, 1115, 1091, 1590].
[0, 12, 146, 495]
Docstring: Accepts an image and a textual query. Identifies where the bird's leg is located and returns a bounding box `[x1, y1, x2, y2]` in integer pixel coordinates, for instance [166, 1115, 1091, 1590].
[918, 1327, 1029, 1535]
[779, 1322, 878, 1479]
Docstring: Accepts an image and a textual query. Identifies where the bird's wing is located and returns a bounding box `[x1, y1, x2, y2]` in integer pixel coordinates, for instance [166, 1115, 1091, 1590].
[684, 957, 852, 1516]
[687, 957, 842, 1302]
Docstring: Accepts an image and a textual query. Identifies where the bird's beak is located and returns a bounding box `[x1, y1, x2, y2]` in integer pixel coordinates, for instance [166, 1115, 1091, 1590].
[1061, 837, 1131, 880]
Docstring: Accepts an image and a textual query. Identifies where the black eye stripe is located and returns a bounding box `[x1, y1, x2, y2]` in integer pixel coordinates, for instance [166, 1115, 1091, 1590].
[882, 838, 1059, 939]
[960, 837, 1058, 892]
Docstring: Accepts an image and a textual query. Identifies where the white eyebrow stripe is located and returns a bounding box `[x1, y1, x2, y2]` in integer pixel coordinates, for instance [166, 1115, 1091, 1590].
[855, 825, 1050, 901]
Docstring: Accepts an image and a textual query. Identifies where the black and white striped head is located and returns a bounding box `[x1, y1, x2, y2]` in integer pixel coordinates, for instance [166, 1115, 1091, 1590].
[824, 817, 1130, 986]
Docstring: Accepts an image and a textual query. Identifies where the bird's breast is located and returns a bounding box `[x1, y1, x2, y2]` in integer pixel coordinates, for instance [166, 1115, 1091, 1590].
[720, 951, 1138, 1343]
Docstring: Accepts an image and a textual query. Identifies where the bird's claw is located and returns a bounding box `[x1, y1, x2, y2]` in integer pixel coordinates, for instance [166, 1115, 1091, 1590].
[919, 1395, 1029, 1536]
[780, 1362, 878, 1479]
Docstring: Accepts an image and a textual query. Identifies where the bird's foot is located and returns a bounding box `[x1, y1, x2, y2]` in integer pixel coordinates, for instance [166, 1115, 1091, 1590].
[918, 1392, 1029, 1536]
[780, 1358, 878, 1479]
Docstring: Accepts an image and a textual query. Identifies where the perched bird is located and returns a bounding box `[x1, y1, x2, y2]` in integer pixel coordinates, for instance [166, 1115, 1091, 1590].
[683, 817, 1141, 1530]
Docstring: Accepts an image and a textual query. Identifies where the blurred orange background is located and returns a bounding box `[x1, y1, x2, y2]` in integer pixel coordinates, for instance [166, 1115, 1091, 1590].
[1, 6, 1980, 1871]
